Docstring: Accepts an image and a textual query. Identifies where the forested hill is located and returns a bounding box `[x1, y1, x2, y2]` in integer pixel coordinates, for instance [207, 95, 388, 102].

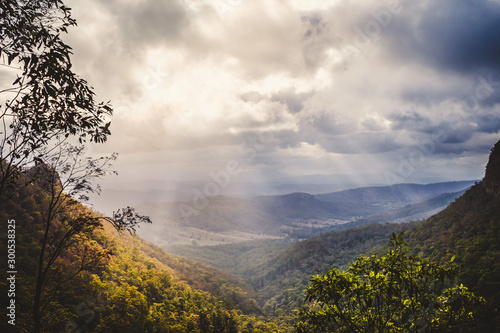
[0, 168, 285, 332]
[406, 140, 500, 320]
[168, 222, 417, 316]
[167, 139, 500, 327]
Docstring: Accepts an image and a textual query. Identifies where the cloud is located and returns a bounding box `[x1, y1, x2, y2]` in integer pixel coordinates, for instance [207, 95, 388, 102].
[116, 0, 188, 46]
[476, 110, 500, 134]
[385, 0, 500, 74]
[60, 0, 500, 184]
[318, 132, 401, 154]
[388, 109, 433, 132]
[271, 89, 313, 114]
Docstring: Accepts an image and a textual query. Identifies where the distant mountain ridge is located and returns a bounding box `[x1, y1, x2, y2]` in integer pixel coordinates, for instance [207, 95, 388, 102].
[348, 189, 469, 226]
[315, 180, 476, 207]
[251, 192, 385, 220]
[136, 180, 475, 246]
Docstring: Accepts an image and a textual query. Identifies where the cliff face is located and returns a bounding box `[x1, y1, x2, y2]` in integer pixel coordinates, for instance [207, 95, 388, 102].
[484, 139, 500, 197]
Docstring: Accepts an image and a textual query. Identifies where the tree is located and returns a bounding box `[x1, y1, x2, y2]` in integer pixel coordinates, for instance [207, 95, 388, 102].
[0, 0, 112, 200]
[0, 3, 156, 331]
[29, 143, 151, 333]
[295, 232, 489, 333]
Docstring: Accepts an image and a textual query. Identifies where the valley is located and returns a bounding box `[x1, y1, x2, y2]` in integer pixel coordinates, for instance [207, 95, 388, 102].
[126, 180, 475, 246]
[3, 143, 498, 332]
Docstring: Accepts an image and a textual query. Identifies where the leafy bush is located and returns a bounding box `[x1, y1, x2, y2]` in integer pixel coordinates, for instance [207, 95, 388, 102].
[295, 232, 489, 333]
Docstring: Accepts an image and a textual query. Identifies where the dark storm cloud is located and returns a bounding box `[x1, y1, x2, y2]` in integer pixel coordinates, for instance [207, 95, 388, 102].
[268, 127, 401, 155]
[273, 129, 303, 150]
[388, 109, 432, 132]
[433, 135, 497, 155]
[388, 108, 499, 146]
[386, 0, 500, 74]
[434, 122, 476, 145]
[400, 84, 467, 107]
[476, 112, 500, 134]
[377, 0, 500, 158]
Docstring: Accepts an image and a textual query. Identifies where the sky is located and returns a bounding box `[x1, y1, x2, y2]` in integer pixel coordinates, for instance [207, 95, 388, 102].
[62, 0, 500, 188]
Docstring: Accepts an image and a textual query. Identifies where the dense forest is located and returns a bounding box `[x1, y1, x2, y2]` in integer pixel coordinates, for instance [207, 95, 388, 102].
[167, 222, 416, 316]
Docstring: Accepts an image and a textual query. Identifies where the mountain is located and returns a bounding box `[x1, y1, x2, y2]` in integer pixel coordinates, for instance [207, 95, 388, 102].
[166, 140, 500, 327]
[134, 193, 388, 247]
[134, 181, 474, 246]
[3, 140, 496, 332]
[89, 180, 354, 216]
[315, 181, 475, 208]
[0, 168, 284, 332]
[252, 192, 385, 220]
[351, 188, 469, 225]
[485, 139, 500, 197]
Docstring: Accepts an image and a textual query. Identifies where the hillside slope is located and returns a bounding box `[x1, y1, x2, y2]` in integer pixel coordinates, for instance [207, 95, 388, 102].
[406, 140, 500, 320]
[0, 169, 283, 332]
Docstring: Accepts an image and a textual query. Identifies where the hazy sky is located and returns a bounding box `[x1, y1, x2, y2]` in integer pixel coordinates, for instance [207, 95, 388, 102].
[63, 0, 500, 187]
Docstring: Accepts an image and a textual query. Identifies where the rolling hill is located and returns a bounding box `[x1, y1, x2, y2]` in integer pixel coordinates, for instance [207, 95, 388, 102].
[349, 188, 469, 225]
[166, 222, 415, 316]
[2, 140, 497, 331]
[315, 180, 475, 208]
[166, 139, 500, 329]
[135, 181, 474, 246]
[134, 192, 387, 246]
